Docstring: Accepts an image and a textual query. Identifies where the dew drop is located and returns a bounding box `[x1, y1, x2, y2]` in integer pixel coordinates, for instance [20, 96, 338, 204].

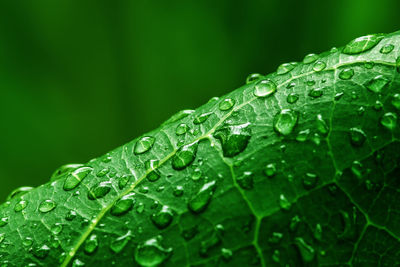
[0, 217, 8, 227]
[172, 142, 198, 170]
[316, 114, 329, 136]
[51, 163, 84, 182]
[65, 210, 77, 221]
[118, 175, 131, 190]
[151, 205, 174, 229]
[294, 237, 315, 263]
[268, 232, 283, 244]
[279, 194, 291, 210]
[111, 193, 136, 216]
[373, 100, 383, 111]
[51, 223, 63, 235]
[191, 168, 202, 180]
[32, 244, 50, 259]
[84, 234, 98, 254]
[306, 80, 316, 86]
[134, 136, 155, 155]
[364, 75, 389, 93]
[296, 129, 310, 142]
[391, 94, 400, 110]
[39, 200, 56, 213]
[308, 88, 323, 98]
[338, 68, 354, 80]
[6, 186, 34, 201]
[380, 112, 397, 130]
[219, 98, 235, 111]
[351, 161, 363, 179]
[364, 61, 375, 69]
[246, 73, 263, 84]
[313, 61, 326, 72]
[303, 54, 319, 64]
[380, 44, 394, 54]
[276, 62, 296, 75]
[96, 168, 110, 177]
[342, 34, 384, 55]
[273, 109, 299, 136]
[236, 171, 254, 190]
[302, 173, 318, 189]
[88, 181, 112, 200]
[145, 159, 160, 182]
[134, 236, 172, 267]
[63, 167, 93, 191]
[175, 123, 189, 135]
[214, 123, 251, 157]
[349, 128, 367, 146]
[72, 259, 85, 267]
[193, 112, 212, 124]
[253, 79, 277, 97]
[221, 248, 233, 261]
[188, 180, 216, 213]
[173, 185, 184, 197]
[264, 163, 277, 178]
[287, 93, 299, 104]
[0, 233, 4, 244]
[14, 200, 28, 212]
[23, 237, 33, 247]
[110, 231, 132, 254]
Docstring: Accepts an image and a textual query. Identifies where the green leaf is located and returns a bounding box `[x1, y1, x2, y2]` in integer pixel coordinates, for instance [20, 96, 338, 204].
[1, 30, 400, 267]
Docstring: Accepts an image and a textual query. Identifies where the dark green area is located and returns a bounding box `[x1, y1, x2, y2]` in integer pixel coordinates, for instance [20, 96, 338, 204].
[1, 1, 400, 200]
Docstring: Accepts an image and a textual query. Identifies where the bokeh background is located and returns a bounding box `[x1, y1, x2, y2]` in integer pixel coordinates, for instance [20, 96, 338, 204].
[1, 0, 399, 200]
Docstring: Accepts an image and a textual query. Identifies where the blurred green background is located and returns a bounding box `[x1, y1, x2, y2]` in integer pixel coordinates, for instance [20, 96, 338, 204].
[1, 0, 399, 200]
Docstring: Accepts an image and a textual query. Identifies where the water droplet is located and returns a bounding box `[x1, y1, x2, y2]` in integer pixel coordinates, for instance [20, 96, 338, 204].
[63, 167, 92, 191]
[0, 217, 8, 227]
[32, 244, 50, 259]
[306, 80, 316, 86]
[6, 186, 34, 201]
[365, 75, 389, 93]
[51, 163, 84, 181]
[303, 54, 319, 64]
[221, 248, 233, 261]
[391, 94, 400, 110]
[313, 61, 326, 71]
[173, 185, 184, 197]
[296, 129, 310, 142]
[236, 171, 253, 190]
[287, 93, 299, 104]
[316, 114, 329, 136]
[172, 142, 198, 170]
[308, 88, 323, 98]
[380, 44, 394, 54]
[51, 223, 63, 235]
[351, 161, 363, 179]
[191, 168, 202, 180]
[338, 68, 354, 80]
[253, 79, 277, 97]
[214, 123, 251, 157]
[134, 236, 172, 267]
[39, 200, 56, 213]
[302, 173, 318, 189]
[111, 193, 136, 216]
[373, 100, 383, 111]
[175, 123, 189, 135]
[145, 159, 160, 182]
[294, 237, 315, 263]
[110, 231, 132, 254]
[193, 112, 212, 124]
[334, 92, 344, 101]
[188, 180, 216, 213]
[151, 205, 174, 229]
[279, 194, 291, 210]
[65, 210, 77, 221]
[96, 168, 110, 177]
[276, 62, 296, 75]
[342, 34, 384, 55]
[14, 200, 28, 212]
[72, 259, 85, 267]
[88, 181, 112, 200]
[23, 237, 33, 247]
[364, 61, 375, 69]
[219, 98, 236, 111]
[273, 109, 299, 136]
[380, 112, 397, 130]
[118, 175, 131, 190]
[84, 234, 98, 254]
[264, 163, 276, 177]
[349, 128, 367, 146]
[246, 73, 263, 84]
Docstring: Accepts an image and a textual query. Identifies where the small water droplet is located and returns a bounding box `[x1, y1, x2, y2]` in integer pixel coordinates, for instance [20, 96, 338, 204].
[151, 205, 174, 229]
[380, 44, 394, 54]
[0, 217, 8, 227]
[32, 244, 50, 259]
[219, 98, 235, 111]
[175, 123, 189, 135]
[342, 34, 384, 55]
[279, 194, 291, 210]
[380, 112, 397, 130]
[236, 171, 253, 190]
[365, 75, 389, 93]
[253, 79, 277, 97]
[193, 112, 212, 124]
[136, 202, 145, 214]
[364, 61, 375, 69]
[316, 114, 329, 136]
[191, 168, 202, 180]
[276, 62, 296, 75]
[96, 168, 110, 177]
[39, 200, 56, 213]
[145, 159, 160, 182]
[264, 163, 277, 177]
[63, 167, 93, 191]
[172, 142, 198, 170]
[134, 236, 172, 267]
[273, 109, 299, 136]
[313, 61, 326, 71]
[349, 128, 367, 146]
[173, 185, 184, 197]
[84, 234, 98, 254]
[118, 175, 131, 190]
[51, 223, 63, 235]
[306, 80, 316, 86]
[188, 180, 216, 213]
[246, 73, 263, 84]
[296, 129, 310, 142]
[294, 237, 315, 263]
[391, 94, 400, 110]
[134, 136, 155, 155]
[287, 93, 299, 104]
[351, 161, 363, 179]
[111, 193, 136, 216]
[303, 54, 319, 64]
[338, 68, 354, 80]
[221, 248, 233, 261]
[14, 200, 28, 212]
[214, 123, 251, 157]
[334, 92, 344, 101]
[308, 88, 323, 98]
[302, 173, 318, 189]
[72, 259, 85, 267]
[88, 181, 112, 200]
[65, 210, 77, 221]
[110, 231, 132, 254]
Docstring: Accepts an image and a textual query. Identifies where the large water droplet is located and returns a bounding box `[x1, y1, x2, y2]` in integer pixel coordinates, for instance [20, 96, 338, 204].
[188, 180, 216, 213]
[246, 73, 263, 84]
[380, 44, 394, 54]
[63, 167, 93, 191]
[84, 234, 98, 254]
[51, 163, 84, 182]
[14, 200, 28, 212]
[303, 54, 319, 64]
[338, 68, 354, 80]
[214, 123, 251, 157]
[193, 112, 212, 124]
[39, 200, 56, 213]
[173, 185, 184, 197]
[88, 181, 112, 200]
[219, 98, 235, 111]
[316, 114, 329, 136]
[253, 79, 277, 97]
[172, 142, 198, 170]
[380, 112, 397, 130]
[134, 236, 172, 267]
[134, 136, 155, 155]
[276, 62, 296, 75]
[287, 93, 299, 104]
[110, 231, 132, 254]
[151, 205, 174, 229]
[313, 61, 326, 72]
[349, 128, 367, 146]
[294, 237, 315, 263]
[342, 34, 384, 55]
[6, 186, 34, 201]
[175, 123, 189, 135]
[236, 172, 253, 190]
[364, 75, 389, 93]
[273, 109, 299, 136]
[111, 193, 136, 216]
